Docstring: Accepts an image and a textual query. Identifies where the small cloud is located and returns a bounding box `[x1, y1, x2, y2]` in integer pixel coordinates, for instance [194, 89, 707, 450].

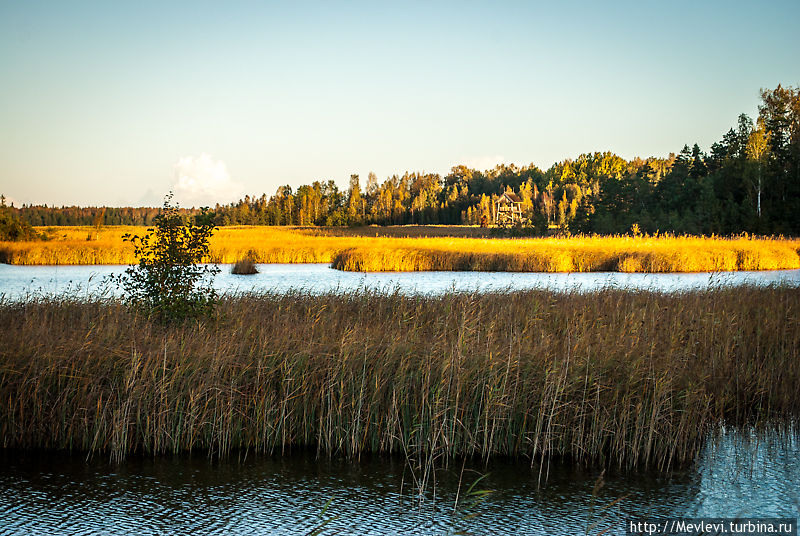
[458, 155, 507, 172]
[135, 188, 164, 207]
[171, 154, 243, 208]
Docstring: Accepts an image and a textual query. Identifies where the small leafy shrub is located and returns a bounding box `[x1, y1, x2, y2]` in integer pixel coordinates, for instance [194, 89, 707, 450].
[116, 194, 220, 322]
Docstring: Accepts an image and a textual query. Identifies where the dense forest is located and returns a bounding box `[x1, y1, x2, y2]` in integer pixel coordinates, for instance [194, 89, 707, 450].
[5, 85, 799, 236]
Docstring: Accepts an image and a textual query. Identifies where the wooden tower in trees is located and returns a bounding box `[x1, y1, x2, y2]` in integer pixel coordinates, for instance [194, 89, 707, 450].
[495, 192, 523, 226]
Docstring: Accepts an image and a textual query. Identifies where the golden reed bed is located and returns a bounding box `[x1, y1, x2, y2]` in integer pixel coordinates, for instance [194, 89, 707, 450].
[1, 225, 799, 272]
[1, 288, 798, 467]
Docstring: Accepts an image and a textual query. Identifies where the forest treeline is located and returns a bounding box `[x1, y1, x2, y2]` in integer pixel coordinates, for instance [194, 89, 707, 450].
[5, 84, 799, 235]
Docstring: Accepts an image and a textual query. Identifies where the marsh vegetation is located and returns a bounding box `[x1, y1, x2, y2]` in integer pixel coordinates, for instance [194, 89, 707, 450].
[2, 225, 799, 273]
[231, 257, 259, 275]
[1, 286, 797, 469]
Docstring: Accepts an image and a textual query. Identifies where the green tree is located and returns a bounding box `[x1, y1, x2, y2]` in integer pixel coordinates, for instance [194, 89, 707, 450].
[346, 174, 364, 225]
[746, 118, 771, 219]
[0, 195, 41, 241]
[117, 194, 219, 323]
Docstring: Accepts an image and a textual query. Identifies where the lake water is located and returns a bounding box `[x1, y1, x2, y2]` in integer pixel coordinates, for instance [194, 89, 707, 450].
[0, 428, 797, 535]
[2, 263, 800, 300]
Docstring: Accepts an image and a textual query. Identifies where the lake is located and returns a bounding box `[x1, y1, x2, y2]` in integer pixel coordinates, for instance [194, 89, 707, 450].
[0, 428, 797, 535]
[1, 263, 799, 300]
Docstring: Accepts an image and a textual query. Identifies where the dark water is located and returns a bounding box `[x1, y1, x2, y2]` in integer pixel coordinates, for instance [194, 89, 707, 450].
[1, 263, 799, 301]
[1, 429, 797, 535]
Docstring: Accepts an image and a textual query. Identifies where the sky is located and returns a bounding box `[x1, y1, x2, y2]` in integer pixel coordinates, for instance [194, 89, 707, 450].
[1, 1, 799, 208]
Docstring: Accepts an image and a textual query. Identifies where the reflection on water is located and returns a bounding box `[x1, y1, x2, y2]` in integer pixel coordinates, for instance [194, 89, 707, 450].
[1, 263, 799, 300]
[696, 429, 800, 517]
[0, 429, 797, 535]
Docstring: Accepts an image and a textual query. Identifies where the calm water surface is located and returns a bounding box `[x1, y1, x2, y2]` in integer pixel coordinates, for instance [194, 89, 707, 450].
[1, 263, 799, 300]
[0, 429, 797, 535]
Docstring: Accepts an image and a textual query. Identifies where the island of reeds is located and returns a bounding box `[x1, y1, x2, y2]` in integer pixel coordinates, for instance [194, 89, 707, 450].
[2, 225, 799, 272]
[1, 286, 798, 469]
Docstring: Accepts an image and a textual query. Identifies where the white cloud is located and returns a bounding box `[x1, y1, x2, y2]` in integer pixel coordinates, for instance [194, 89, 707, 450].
[457, 155, 507, 172]
[135, 188, 164, 207]
[171, 154, 244, 207]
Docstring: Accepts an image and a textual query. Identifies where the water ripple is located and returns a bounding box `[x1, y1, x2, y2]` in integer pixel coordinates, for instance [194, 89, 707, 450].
[0, 429, 798, 535]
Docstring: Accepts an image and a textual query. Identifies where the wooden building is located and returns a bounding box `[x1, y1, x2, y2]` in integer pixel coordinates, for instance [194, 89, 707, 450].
[495, 192, 523, 226]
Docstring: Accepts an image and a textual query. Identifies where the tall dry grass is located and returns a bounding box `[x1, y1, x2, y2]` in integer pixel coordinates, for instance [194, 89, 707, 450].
[0, 226, 138, 264]
[1, 225, 799, 272]
[0, 226, 368, 265]
[331, 235, 800, 272]
[1, 287, 798, 469]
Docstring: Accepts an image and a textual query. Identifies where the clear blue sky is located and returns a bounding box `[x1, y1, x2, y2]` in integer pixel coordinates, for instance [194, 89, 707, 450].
[1, 0, 798, 207]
